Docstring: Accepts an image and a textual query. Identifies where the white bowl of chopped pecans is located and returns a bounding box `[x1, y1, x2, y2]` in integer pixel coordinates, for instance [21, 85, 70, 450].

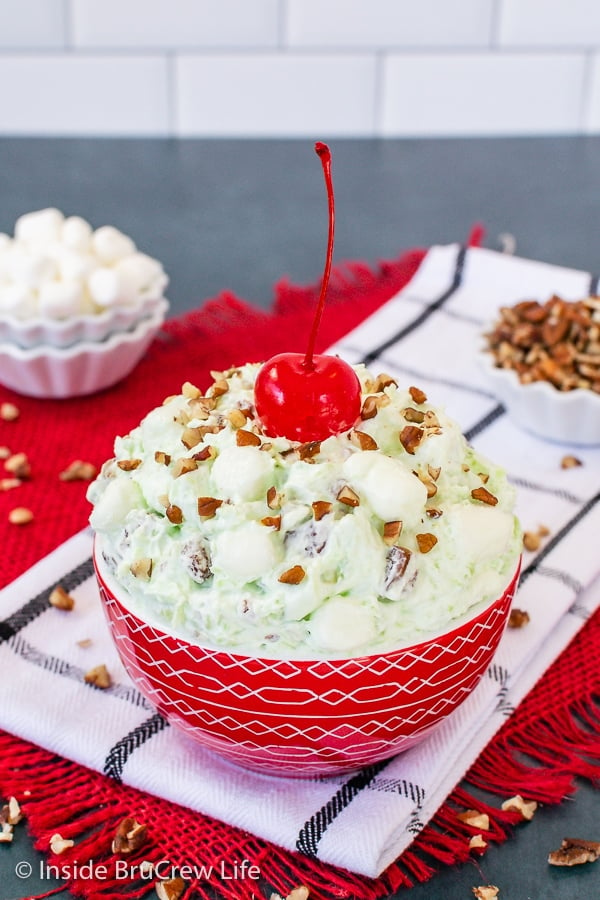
[480, 295, 600, 445]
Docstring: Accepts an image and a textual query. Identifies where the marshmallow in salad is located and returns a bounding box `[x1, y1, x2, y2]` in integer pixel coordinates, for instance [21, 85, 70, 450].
[88, 365, 521, 658]
[0, 208, 168, 320]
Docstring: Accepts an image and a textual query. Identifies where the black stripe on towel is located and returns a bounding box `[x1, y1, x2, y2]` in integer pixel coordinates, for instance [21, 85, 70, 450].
[0, 556, 94, 644]
[588, 273, 599, 296]
[463, 403, 505, 442]
[8, 633, 152, 709]
[103, 712, 169, 782]
[296, 758, 392, 858]
[359, 244, 467, 367]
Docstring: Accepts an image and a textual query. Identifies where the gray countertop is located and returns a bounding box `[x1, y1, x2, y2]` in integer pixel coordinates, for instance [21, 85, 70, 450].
[0, 137, 598, 900]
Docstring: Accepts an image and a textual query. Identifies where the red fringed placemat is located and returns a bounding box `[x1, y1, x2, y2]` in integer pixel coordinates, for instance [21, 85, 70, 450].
[0, 248, 599, 900]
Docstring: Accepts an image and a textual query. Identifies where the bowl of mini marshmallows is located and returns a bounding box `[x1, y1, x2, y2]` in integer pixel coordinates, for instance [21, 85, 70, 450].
[0, 208, 169, 398]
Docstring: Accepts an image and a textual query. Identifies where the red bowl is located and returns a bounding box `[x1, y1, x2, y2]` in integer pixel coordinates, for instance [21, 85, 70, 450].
[94, 541, 521, 777]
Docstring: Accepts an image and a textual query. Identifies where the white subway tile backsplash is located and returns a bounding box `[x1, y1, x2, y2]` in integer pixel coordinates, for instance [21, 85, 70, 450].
[286, 0, 494, 48]
[381, 52, 585, 136]
[498, 0, 600, 47]
[0, 0, 599, 137]
[0, 55, 169, 135]
[0, 0, 65, 48]
[175, 53, 377, 136]
[72, 0, 279, 49]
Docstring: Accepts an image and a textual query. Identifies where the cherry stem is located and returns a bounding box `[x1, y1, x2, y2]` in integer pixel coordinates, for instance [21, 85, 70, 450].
[304, 141, 335, 371]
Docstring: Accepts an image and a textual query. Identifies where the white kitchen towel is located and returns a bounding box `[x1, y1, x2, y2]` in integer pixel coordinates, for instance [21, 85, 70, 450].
[2, 245, 600, 878]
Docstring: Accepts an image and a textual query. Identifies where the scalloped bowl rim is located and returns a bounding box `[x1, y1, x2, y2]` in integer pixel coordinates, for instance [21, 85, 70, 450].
[0, 293, 164, 333]
[0, 298, 169, 361]
[93, 533, 521, 664]
[478, 348, 600, 406]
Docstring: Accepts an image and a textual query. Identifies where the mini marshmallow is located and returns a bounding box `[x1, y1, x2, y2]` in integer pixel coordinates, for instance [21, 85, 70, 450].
[0, 284, 37, 318]
[55, 247, 96, 283]
[61, 216, 92, 252]
[87, 267, 126, 307]
[14, 208, 64, 245]
[210, 446, 274, 502]
[308, 597, 377, 653]
[213, 523, 280, 583]
[0, 233, 11, 254]
[115, 252, 168, 298]
[92, 225, 136, 264]
[9, 247, 57, 288]
[343, 451, 427, 525]
[38, 280, 84, 319]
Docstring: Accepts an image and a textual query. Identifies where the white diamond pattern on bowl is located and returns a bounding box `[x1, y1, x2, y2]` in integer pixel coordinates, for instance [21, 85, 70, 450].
[97, 568, 516, 774]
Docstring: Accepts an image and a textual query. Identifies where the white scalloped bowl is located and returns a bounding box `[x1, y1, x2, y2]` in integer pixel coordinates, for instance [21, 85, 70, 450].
[0, 299, 168, 398]
[0, 293, 167, 350]
[478, 350, 600, 446]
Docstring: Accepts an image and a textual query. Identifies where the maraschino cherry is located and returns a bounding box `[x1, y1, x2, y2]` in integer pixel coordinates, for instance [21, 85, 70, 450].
[254, 142, 361, 442]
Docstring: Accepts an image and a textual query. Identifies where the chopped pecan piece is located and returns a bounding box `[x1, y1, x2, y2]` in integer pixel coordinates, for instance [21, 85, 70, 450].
[508, 608, 530, 628]
[312, 500, 332, 521]
[278, 565, 306, 585]
[49, 585, 75, 611]
[156, 877, 186, 900]
[458, 810, 490, 830]
[267, 486, 280, 509]
[383, 520, 402, 545]
[360, 395, 380, 419]
[399, 425, 423, 454]
[522, 531, 540, 551]
[192, 445, 217, 462]
[469, 834, 487, 850]
[0, 402, 19, 421]
[472, 887, 499, 900]
[426, 507, 443, 518]
[116, 459, 141, 471]
[181, 380, 201, 399]
[50, 833, 74, 855]
[172, 457, 198, 478]
[548, 837, 600, 866]
[501, 794, 537, 820]
[261, 515, 281, 530]
[8, 507, 33, 525]
[561, 454, 582, 469]
[181, 427, 203, 449]
[5, 452, 30, 478]
[408, 385, 427, 404]
[416, 532, 438, 553]
[270, 889, 310, 900]
[298, 440, 321, 460]
[166, 504, 184, 524]
[0, 478, 21, 490]
[84, 664, 112, 689]
[402, 407, 425, 424]
[130, 558, 153, 580]
[197, 497, 223, 518]
[336, 485, 360, 507]
[112, 816, 149, 855]
[349, 430, 378, 451]
[154, 451, 171, 466]
[471, 486, 498, 506]
[236, 429, 261, 447]
[227, 408, 248, 428]
[59, 460, 97, 481]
